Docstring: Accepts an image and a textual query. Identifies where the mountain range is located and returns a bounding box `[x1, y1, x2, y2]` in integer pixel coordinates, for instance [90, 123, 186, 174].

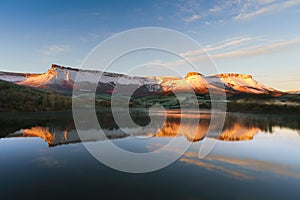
[0, 64, 284, 96]
[1, 64, 300, 113]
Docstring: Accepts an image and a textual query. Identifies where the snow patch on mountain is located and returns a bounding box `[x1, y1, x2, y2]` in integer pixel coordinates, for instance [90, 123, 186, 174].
[160, 72, 221, 93]
[207, 73, 277, 94]
[287, 90, 300, 94]
[0, 72, 26, 82]
[19, 64, 163, 88]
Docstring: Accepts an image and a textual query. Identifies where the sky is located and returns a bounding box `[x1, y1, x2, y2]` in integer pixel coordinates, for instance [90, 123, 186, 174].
[0, 0, 300, 90]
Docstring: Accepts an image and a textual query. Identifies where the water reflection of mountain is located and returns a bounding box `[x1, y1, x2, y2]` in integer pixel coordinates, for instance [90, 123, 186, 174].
[1, 111, 299, 147]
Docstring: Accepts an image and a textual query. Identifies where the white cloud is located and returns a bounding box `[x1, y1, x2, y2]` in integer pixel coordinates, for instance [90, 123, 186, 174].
[183, 14, 201, 22]
[235, 0, 300, 20]
[38, 45, 71, 56]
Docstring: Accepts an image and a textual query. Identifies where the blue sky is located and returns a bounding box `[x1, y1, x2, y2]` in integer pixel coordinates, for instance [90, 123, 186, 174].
[0, 0, 300, 90]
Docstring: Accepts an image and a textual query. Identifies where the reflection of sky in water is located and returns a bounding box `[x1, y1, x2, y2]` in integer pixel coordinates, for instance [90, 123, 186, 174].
[183, 127, 300, 180]
[207, 127, 300, 168]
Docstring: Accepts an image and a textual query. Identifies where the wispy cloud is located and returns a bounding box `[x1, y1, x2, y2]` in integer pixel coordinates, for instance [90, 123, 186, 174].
[177, 0, 202, 14]
[180, 36, 253, 57]
[156, 36, 300, 67]
[38, 44, 71, 56]
[183, 14, 201, 22]
[179, 0, 300, 24]
[235, 0, 300, 20]
[208, 37, 300, 59]
[176, 0, 204, 23]
[209, 6, 224, 13]
[209, 0, 235, 14]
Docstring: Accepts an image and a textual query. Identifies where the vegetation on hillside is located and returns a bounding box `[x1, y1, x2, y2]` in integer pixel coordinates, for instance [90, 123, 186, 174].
[0, 80, 72, 112]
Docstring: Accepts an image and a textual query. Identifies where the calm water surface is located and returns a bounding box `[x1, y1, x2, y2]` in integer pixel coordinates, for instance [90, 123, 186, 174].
[0, 110, 300, 200]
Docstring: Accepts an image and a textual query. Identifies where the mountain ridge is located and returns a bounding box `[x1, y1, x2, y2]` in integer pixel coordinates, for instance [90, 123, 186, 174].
[0, 64, 284, 96]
